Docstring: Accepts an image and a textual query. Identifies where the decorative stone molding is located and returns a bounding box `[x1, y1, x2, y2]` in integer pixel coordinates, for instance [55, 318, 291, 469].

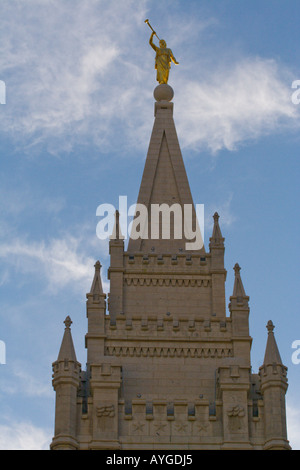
[124, 277, 211, 287]
[105, 345, 233, 358]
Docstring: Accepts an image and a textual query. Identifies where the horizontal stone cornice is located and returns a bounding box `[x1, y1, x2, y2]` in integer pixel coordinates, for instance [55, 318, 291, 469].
[105, 337, 233, 345]
[108, 267, 125, 274]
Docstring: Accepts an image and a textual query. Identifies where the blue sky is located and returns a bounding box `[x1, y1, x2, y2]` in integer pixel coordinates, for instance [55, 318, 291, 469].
[0, 0, 299, 449]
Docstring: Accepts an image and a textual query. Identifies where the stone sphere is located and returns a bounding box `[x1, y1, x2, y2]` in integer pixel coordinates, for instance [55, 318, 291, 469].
[153, 84, 174, 102]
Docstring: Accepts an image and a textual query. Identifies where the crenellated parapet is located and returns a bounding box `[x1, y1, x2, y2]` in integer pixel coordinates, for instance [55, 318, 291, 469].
[106, 314, 231, 336]
[74, 371, 272, 449]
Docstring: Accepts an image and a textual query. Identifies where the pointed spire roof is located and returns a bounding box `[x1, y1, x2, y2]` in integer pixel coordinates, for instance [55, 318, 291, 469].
[229, 264, 250, 314]
[128, 84, 204, 254]
[232, 263, 247, 298]
[57, 316, 77, 362]
[263, 320, 283, 366]
[89, 261, 104, 296]
[209, 212, 225, 248]
[110, 210, 125, 241]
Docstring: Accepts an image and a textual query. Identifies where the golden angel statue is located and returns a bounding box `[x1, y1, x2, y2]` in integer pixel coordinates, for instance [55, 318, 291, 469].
[149, 31, 179, 84]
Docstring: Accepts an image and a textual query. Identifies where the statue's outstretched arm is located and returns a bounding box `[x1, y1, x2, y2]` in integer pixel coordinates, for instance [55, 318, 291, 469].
[149, 32, 158, 52]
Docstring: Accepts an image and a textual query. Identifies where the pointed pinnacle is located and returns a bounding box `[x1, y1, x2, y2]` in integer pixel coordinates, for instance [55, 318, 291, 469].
[89, 260, 104, 296]
[115, 210, 120, 240]
[234, 263, 241, 274]
[94, 260, 102, 271]
[231, 263, 247, 299]
[57, 316, 78, 363]
[209, 212, 224, 248]
[110, 209, 124, 241]
[267, 320, 275, 333]
[64, 316, 72, 329]
[263, 319, 283, 366]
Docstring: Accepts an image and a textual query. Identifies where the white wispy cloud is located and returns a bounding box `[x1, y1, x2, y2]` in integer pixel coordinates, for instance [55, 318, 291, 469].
[0, 186, 66, 218]
[0, 362, 52, 399]
[0, 420, 51, 450]
[0, 235, 97, 293]
[0, 1, 298, 156]
[0, 0, 150, 154]
[287, 404, 300, 450]
[204, 193, 236, 232]
[0, 218, 111, 296]
[174, 57, 300, 153]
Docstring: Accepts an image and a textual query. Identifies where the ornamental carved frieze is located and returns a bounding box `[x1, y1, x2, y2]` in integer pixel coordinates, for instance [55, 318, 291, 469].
[105, 345, 233, 359]
[124, 277, 211, 287]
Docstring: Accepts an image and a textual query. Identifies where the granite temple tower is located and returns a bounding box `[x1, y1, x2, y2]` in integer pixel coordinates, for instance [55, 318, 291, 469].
[51, 83, 290, 450]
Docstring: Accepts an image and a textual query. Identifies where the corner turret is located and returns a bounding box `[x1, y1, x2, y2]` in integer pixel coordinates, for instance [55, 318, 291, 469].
[259, 321, 290, 450]
[51, 317, 81, 450]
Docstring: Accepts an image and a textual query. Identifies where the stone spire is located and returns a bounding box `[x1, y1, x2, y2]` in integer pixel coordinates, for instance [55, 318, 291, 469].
[208, 212, 226, 316]
[85, 261, 107, 363]
[209, 212, 224, 248]
[110, 210, 124, 241]
[57, 316, 77, 362]
[127, 84, 204, 254]
[263, 320, 283, 366]
[108, 210, 125, 321]
[229, 264, 250, 339]
[89, 260, 104, 297]
[232, 263, 247, 300]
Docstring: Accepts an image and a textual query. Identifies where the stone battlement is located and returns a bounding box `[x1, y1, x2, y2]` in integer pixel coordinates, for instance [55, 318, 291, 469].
[124, 253, 210, 270]
[106, 314, 231, 339]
